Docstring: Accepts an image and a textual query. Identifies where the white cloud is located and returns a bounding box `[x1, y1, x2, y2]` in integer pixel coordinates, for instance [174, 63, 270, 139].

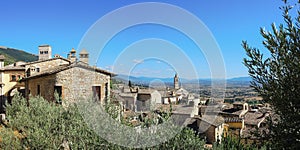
[133, 59, 144, 64]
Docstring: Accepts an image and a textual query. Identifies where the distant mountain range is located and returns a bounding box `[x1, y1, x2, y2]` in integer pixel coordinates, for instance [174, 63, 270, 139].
[114, 74, 252, 86]
[0, 46, 38, 65]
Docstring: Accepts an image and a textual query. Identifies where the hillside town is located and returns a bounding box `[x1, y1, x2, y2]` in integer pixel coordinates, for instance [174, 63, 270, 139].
[112, 72, 272, 146]
[0, 45, 273, 147]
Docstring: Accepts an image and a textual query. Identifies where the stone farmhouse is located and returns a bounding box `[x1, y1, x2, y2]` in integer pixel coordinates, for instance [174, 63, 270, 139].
[22, 45, 114, 104]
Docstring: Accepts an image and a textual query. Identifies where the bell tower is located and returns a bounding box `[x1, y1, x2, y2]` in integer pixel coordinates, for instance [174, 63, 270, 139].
[174, 73, 179, 90]
[38, 45, 52, 60]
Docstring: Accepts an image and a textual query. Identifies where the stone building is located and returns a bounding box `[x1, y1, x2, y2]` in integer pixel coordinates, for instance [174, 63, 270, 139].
[119, 92, 137, 111]
[187, 115, 226, 144]
[22, 46, 114, 104]
[119, 88, 161, 112]
[136, 89, 161, 112]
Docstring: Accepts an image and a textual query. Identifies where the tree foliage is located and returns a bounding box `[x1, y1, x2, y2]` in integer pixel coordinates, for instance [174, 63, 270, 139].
[0, 94, 206, 149]
[243, 0, 300, 149]
[213, 135, 265, 150]
[0, 47, 38, 65]
[1, 94, 108, 149]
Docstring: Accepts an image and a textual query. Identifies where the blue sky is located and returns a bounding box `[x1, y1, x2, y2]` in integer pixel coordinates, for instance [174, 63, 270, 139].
[0, 0, 286, 79]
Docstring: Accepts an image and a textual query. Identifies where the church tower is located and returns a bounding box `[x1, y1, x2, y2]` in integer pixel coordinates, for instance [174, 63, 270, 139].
[38, 45, 52, 60]
[174, 73, 179, 90]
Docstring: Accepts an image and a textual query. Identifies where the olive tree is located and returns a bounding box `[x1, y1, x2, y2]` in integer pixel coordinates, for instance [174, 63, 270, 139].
[243, 0, 300, 149]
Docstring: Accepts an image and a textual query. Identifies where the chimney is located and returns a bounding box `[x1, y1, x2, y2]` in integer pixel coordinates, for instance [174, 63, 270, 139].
[0, 55, 5, 68]
[79, 49, 89, 64]
[69, 48, 77, 63]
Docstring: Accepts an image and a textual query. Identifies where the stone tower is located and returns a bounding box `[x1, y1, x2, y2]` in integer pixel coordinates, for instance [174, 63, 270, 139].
[174, 73, 179, 90]
[68, 48, 77, 63]
[38, 45, 52, 60]
[79, 49, 89, 64]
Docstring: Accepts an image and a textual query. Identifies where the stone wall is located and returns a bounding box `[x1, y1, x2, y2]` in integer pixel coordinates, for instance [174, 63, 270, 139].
[199, 120, 216, 144]
[26, 66, 111, 104]
[56, 67, 110, 103]
[137, 94, 151, 111]
[26, 74, 56, 101]
[122, 97, 135, 111]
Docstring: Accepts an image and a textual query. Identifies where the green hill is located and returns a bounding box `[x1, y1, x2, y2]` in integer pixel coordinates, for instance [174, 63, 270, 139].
[0, 46, 38, 65]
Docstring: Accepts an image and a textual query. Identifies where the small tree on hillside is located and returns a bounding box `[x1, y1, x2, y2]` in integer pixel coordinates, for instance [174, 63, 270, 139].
[128, 80, 132, 87]
[243, 0, 300, 149]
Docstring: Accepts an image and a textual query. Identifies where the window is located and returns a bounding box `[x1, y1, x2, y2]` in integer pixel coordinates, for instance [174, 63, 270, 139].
[44, 51, 48, 54]
[36, 68, 40, 72]
[92, 86, 101, 101]
[105, 83, 108, 103]
[54, 86, 62, 104]
[105, 83, 108, 98]
[11, 75, 16, 81]
[40, 51, 44, 54]
[17, 75, 21, 80]
[37, 85, 40, 95]
[26, 69, 31, 77]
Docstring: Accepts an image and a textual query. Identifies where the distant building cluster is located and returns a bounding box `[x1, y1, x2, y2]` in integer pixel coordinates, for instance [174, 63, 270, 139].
[113, 73, 271, 145]
[113, 73, 195, 112]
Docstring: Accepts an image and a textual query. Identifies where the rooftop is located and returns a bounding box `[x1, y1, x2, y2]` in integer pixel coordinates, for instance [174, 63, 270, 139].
[194, 115, 225, 127]
[0, 55, 5, 60]
[22, 61, 115, 81]
[244, 111, 268, 125]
